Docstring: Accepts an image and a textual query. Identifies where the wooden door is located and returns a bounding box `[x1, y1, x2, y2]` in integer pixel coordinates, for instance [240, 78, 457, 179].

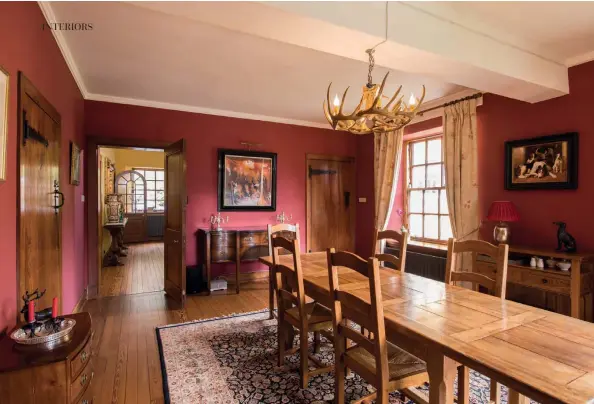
[164, 139, 186, 305]
[17, 73, 62, 318]
[306, 155, 355, 253]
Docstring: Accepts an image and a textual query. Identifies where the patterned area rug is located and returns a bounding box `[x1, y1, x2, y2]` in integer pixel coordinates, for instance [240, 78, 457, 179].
[156, 310, 534, 404]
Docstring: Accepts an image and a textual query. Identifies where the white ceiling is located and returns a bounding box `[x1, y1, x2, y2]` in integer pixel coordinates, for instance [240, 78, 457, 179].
[41, 1, 594, 128]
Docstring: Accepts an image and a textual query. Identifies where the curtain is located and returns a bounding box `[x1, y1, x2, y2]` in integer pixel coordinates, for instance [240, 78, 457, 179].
[374, 129, 404, 252]
[444, 99, 479, 271]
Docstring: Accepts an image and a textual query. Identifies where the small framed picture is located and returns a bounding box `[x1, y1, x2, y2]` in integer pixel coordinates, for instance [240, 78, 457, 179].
[70, 141, 81, 185]
[0, 66, 8, 181]
[505, 132, 578, 190]
[217, 149, 277, 211]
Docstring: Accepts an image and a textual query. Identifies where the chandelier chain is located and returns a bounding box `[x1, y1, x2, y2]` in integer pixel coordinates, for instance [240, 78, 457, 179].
[365, 2, 388, 87]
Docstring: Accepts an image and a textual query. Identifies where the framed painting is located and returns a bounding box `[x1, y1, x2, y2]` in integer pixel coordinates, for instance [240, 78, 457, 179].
[0, 66, 8, 181]
[70, 141, 81, 185]
[505, 132, 578, 190]
[218, 149, 277, 211]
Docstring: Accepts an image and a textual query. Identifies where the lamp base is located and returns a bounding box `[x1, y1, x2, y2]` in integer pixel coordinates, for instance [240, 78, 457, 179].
[493, 222, 510, 244]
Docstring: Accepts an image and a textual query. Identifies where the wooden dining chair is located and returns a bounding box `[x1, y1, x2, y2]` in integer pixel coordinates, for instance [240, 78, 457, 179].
[327, 249, 429, 404]
[445, 238, 509, 404]
[272, 235, 333, 389]
[267, 223, 300, 319]
[372, 228, 409, 272]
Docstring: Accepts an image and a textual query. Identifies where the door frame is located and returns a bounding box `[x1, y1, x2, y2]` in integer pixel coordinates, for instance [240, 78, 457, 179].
[86, 137, 171, 298]
[17, 73, 62, 322]
[305, 154, 356, 254]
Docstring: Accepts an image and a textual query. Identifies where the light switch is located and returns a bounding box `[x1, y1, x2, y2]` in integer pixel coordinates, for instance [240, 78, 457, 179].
[81, 195, 85, 202]
[358, 197, 367, 203]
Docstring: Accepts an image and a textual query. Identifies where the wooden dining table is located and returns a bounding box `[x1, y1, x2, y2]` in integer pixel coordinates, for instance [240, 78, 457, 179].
[260, 252, 594, 404]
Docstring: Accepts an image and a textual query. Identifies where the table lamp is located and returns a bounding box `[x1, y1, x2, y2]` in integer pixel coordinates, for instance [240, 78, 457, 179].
[487, 201, 519, 244]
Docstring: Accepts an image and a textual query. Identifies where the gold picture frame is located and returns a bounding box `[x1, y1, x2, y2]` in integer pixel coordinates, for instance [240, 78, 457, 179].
[0, 66, 8, 181]
[70, 141, 81, 185]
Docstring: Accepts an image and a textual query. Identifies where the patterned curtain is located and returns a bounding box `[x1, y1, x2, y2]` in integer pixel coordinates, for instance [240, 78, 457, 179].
[444, 99, 479, 271]
[374, 129, 404, 252]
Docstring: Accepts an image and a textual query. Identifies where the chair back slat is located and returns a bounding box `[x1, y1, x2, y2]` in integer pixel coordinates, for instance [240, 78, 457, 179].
[327, 249, 388, 370]
[372, 228, 409, 272]
[445, 238, 509, 298]
[329, 250, 369, 277]
[272, 237, 307, 324]
[268, 223, 300, 256]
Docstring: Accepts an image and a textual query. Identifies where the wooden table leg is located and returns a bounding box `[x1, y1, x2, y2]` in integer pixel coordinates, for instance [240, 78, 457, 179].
[427, 349, 457, 404]
[570, 258, 581, 319]
[235, 231, 240, 294]
[508, 389, 528, 404]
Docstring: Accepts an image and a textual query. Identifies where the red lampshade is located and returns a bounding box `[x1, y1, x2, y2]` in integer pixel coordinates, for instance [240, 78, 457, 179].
[487, 201, 520, 222]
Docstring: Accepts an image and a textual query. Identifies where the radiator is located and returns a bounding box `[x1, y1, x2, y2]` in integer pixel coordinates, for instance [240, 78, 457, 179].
[147, 214, 164, 238]
[384, 247, 446, 282]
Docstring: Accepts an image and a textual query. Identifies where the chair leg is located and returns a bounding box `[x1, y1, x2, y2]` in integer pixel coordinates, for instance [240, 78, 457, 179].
[490, 379, 501, 404]
[457, 366, 470, 404]
[334, 334, 345, 404]
[277, 320, 286, 367]
[300, 329, 310, 389]
[508, 388, 528, 404]
[313, 331, 321, 353]
[268, 270, 275, 319]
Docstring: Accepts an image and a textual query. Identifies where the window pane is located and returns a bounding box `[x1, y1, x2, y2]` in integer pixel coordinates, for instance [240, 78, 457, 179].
[424, 215, 439, 239]
[147, 181, 156, 190]
[126, 203, 132, 213]
[440, 190, 449, 214]
[409, 190, 423, 213]
[412, 141, 426, 165]
[117, 185, 126, 194]
[156, 171, 164, 180]
[426, 164, 441, 187]
[409, 214, 423, 237]
[145, 170, 156, 180]
[136, 203, 145, 213]
[135, 194, 144, 203]
[147, 190, 155, 201]
[135, 170, 144, 177]
[156, 180, 165, 191]
[156, 190, 165, 201]
[440, 216, 453, 240]
[427, 138, 442, 163]
[424, 190, 439, 214]
[156, 201, 165, 210]
[412, 166, 426, 188]
[147, 200, 155, 209]
[442, 164, 446, 186]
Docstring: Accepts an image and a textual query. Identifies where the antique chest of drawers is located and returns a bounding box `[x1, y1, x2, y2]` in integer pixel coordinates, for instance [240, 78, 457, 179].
[0, 312, 94, 404]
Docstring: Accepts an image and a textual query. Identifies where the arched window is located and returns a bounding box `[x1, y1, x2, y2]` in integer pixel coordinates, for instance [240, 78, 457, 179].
[115, 170, 147, 213]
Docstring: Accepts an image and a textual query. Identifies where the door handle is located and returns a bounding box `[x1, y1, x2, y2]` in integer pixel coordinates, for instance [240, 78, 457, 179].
[52, 180, 65, 215]
[173, 239, 179, 244]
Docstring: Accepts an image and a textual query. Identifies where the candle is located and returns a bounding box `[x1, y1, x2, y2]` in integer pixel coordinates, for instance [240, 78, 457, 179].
[52, 297, 58, 319]
[28, 300, 35, 323]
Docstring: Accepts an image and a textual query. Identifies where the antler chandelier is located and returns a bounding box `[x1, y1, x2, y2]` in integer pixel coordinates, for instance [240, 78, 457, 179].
[322, 3, 425, 135]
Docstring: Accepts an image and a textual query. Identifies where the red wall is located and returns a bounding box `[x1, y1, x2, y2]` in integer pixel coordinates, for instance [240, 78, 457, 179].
[84, 101, 358, 277]
[360, 61, 594, 253]
[0, 3, 86, 332]
[478, 61, 594, 251]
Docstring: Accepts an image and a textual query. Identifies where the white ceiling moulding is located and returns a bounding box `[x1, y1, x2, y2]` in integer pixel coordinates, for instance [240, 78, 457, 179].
[86, 93, 331, 130]
[38, 1, 88, 97]
[566, 51, 594, 68]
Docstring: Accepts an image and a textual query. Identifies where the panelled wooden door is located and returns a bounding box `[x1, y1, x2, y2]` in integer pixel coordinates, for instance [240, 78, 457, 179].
[306, 155, 355, 253]
[17, 73, 62, 318]
[164, 139, 186, 306]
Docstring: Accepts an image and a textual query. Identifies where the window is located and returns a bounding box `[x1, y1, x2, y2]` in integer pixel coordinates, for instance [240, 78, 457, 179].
[116, 170, 146, 214]
[134, 168, 165, 212]
[406, 136, 452, 242]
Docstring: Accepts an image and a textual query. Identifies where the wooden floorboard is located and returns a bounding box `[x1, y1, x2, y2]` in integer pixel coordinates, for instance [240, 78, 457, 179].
[84, 281, 269, 404]
[101, 242, 165, 297]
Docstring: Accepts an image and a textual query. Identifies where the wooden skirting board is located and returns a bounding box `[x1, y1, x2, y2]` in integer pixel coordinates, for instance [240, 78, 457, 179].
[72, 288, 88, 314]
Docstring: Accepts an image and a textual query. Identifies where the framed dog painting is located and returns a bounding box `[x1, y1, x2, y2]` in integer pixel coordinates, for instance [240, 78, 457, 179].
[217, 149, 277, 211]
[505, 132, 578, 190]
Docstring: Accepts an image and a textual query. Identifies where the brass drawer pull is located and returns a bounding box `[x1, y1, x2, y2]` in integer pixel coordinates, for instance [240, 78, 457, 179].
[81, 351, 88, 363]
[80, 373, 88, 386]
[542, 279, 549, 284]
[82, 400, 89, 404]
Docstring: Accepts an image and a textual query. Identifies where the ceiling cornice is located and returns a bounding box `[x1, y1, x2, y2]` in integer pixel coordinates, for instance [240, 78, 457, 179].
[566, 51, 594, 68]
[86, 93, 331, 129]
[38, 1, 88, 97]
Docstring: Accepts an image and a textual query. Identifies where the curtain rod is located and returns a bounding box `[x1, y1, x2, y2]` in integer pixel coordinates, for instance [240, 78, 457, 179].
[418, 92, 483, 116]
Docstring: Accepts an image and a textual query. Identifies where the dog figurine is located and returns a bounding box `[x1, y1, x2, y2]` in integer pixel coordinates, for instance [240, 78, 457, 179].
[554, 222, 577, 253]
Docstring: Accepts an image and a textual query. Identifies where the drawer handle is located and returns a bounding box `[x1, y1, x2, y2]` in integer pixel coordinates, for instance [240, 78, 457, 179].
[82, 400, 89, 404]
[80, 373, 88, 386]
[542, 279, 549, 284]
[81, 351, 88, 363]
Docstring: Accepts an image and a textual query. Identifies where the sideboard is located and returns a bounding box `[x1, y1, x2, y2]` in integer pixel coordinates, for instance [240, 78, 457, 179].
[0, 312, 94, 403]
[197, 227, 296, 293]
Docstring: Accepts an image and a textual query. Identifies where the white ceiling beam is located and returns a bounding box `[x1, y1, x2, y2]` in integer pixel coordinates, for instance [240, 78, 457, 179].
[131, 1, 568, 103]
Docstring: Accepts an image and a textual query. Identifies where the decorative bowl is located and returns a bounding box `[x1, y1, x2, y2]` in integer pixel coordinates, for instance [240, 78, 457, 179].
[557, 262, 571, 271]
[545, 258, 557, 268]
[10, 318, 76, 349]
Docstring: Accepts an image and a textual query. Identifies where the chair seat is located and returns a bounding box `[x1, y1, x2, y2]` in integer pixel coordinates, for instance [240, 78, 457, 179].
[346, 341, 427, 381]
[285, 302, 333, 331]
